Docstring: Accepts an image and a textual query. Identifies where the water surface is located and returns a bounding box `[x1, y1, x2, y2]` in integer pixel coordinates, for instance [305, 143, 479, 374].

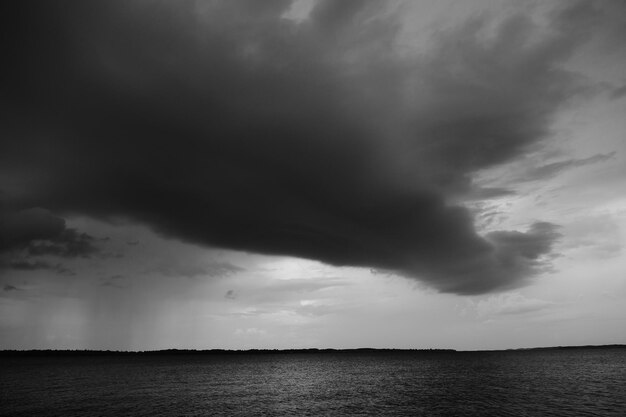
[2, 348, 625, 416]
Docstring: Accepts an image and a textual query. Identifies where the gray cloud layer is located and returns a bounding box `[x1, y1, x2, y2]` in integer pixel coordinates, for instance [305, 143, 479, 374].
[1, 0, 614, 293]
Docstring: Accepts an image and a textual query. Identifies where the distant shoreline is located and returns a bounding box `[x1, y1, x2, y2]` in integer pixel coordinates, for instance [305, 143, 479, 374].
[1, 345, 625, 356]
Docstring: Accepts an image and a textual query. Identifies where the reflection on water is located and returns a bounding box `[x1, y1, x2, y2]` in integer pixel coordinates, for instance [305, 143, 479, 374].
[1, 348, 625, 416]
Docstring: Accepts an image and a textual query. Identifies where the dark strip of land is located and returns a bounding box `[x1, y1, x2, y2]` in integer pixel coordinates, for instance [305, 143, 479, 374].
[1, 345, 624, 356]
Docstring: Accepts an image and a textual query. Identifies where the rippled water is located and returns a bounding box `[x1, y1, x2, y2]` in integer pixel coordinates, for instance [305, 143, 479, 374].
[1, 348, 625, 416]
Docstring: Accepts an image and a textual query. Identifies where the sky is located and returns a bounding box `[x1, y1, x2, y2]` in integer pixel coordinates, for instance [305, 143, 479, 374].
[1, 0, 625, 351]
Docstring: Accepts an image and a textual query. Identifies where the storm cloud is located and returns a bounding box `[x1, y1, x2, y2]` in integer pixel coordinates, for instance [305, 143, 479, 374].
[1, 0, 610, 294]
[0, 207, 98, 272]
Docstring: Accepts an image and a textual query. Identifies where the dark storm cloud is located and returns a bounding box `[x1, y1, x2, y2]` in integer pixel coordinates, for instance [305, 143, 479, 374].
[0, 208, 64, 252]
[0, 1, 608, 294]
[0, 207, 98, 272]
[0, 208, 97, 257]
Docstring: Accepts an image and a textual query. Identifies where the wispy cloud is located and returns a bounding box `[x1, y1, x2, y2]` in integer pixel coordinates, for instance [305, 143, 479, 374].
[513, 152, 617, 183]
[150, 261, 244, 279]
[3, 284, 20, 292]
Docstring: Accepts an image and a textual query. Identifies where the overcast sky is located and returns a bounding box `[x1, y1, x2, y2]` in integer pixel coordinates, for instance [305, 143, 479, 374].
[1, 0, 625, 350]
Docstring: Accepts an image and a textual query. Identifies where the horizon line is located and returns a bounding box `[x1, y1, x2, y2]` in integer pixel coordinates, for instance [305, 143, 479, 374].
[1, 344, 625, 355]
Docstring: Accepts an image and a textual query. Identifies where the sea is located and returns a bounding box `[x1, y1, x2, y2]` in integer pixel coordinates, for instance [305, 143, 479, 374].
[1, 347, 625, 416]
